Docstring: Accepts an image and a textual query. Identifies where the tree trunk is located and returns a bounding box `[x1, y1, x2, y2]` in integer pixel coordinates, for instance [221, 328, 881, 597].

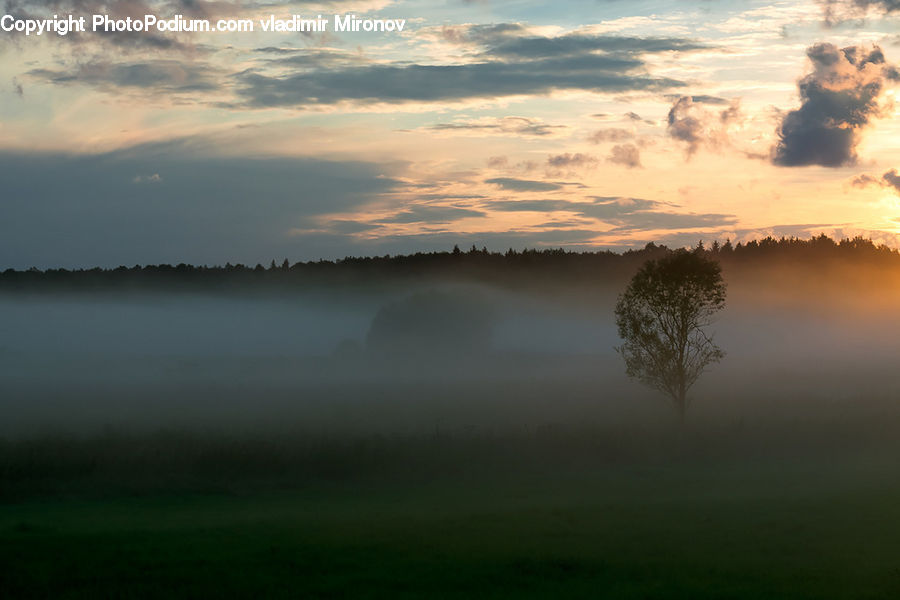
[675, 389, 687, 424]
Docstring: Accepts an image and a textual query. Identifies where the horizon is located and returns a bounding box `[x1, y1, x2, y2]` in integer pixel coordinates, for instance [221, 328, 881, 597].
[2, 233, 898, 273]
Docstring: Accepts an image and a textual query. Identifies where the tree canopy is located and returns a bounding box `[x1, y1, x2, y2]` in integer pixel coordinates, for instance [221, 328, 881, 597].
[614, 249, 726, 421]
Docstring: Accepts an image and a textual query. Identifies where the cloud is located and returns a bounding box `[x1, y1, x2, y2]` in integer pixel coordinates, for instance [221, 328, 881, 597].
[377, 206, 486, 224]
[1, 1, 199, 53]
[437, 22, 527, 46]
[819, 1, 900, 25]
[719, 100, 742, 124]
[851, 168, 900, 193]
[30, 60, 220, 94]
[262, 49, 373, 69]
[851, 173, 882, 187]
[477, 33, 709, 60]
[773, 43, 898, 168]
[544, 153, 599, 177]
[492, 197, 660, 218]
[546, 153, 598, 169]
[485, 156, 541, 173]
[236, 53, 687, 107]
[588, 128, 634, 143]
[607, 211, 737, 232]
[485, 177, 563, 192]
[607, 144, 642, 168]
[235, 28, 708, 108]
[0, 141, 401, 268]
[489, 196, 735, 230]
[886, 169, 900, 192]
[489, 199, 580, 213]
[666, 96, 744, 158]
[439, 24, 706, 61]
[10, 15, 703, 108]
[316, 219, 383, 235]
[2, 1, 369, 54]
[487, 156, 509, 169]
[664, 94, 729, 105]
[428, 116, 566, 137]
[667, 96, 708, 157]
[4, 0, 250, 23]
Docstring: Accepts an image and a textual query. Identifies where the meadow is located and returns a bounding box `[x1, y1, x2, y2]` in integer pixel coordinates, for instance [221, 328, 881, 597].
[3, 420, 900, 599]
[3, 242, 900, 597]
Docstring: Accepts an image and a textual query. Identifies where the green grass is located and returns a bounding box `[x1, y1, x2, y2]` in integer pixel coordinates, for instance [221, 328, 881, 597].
[2, 430, 900, 598]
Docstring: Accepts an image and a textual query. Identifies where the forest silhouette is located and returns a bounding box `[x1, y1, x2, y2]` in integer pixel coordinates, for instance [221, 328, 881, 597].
[1, 234, 896, 291]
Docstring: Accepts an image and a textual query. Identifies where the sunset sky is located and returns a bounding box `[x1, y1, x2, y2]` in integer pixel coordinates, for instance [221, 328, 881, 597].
[1, 0, 899, 268]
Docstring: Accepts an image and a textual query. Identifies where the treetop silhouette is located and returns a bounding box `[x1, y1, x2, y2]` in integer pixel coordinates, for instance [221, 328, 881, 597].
[614, 249, 726, 421]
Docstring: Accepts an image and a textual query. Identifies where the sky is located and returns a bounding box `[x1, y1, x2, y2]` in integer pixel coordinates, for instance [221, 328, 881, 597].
[1, 0, 899, 268]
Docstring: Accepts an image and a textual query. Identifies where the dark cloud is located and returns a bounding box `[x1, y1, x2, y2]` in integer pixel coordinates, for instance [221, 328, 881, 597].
[667, 96, 706, 156]
[264, 50, 371, 69]
[235, 27, 707, 108]
[819, 0, 900, 25]
[410, 193, 488, 201]
[851, 173, 882, 187]
[546, 153, 598, 169]
[664, 94, 729, 105]
[485, 178, 564, 192]
[587, 197, 664, 212]
[8, 12, 701, 107]
[885, 169, 900, 191]
[378, 206, 486, 224]
[719, 99, 742, 124]
[479, 33, 708, 60]
[489, 196, 735, 231]
[429, 117, 565, 137]
[851, 168, 900, 193]
[588, 128, 634, 143]
[2, 0, 291, 22]
[30, 60, 220, 93]
[667, 96, 743, 158]
[0, 141, 400, 268]
[444, 24, 704, 67]
[434, 23, 708, 61]
[438, 23, 527, 46]
[492, 197, 661, 218]
[1, 1, 198, 53]
[254, 47, 302, 55]
[619, 111, 657, 125]
[607, 211, 737, 232]
[320, 220, 383, 234]
[607, 144, 642, 168]
[773, 43, 898, 168]
[487, 156, 509, 169]
[490, 200, 576, 212]
[236, 52, 687, 107]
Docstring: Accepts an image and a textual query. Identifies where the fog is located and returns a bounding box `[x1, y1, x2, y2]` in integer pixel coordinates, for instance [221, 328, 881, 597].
[3, 270, 900, 442]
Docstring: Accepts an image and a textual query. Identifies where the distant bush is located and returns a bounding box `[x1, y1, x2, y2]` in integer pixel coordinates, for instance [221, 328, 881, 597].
[332, 338, 363, 360]
[365, 289, 495, 357]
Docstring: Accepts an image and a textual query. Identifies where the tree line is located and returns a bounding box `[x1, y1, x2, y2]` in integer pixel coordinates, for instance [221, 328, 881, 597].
[1, 234, 897, 292]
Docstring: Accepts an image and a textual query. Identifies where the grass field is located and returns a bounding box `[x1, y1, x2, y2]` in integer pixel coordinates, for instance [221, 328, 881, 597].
[2, 428, 900, 598]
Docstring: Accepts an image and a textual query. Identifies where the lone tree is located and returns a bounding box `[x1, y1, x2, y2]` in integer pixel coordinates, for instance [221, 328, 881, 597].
[614, 248, 726, 421]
